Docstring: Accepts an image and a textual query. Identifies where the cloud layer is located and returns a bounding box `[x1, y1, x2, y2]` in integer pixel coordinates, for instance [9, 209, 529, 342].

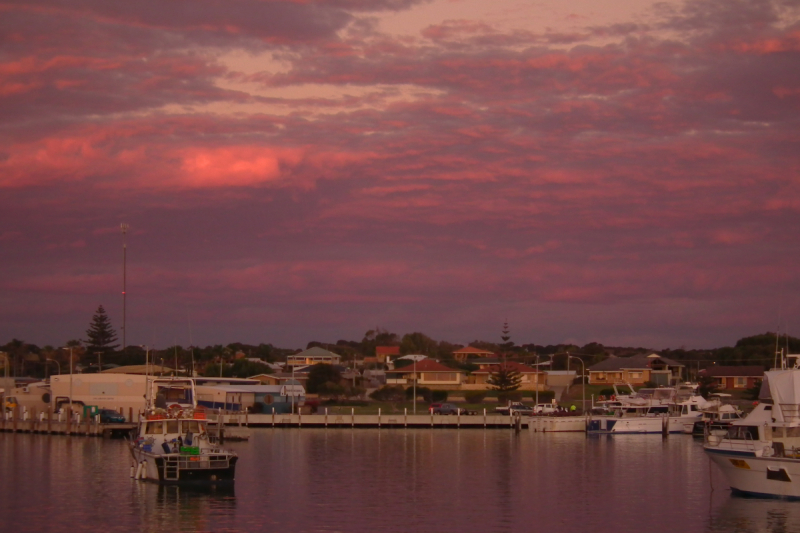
[1, 0, 799, 349]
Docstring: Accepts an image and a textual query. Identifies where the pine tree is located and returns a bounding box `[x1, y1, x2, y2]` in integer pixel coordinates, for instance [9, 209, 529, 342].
[489, 321, 522, 392]
[84, 305, 119, 363]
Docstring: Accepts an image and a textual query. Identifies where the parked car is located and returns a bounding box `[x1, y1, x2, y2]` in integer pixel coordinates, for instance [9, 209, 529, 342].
[99, 409, 126, 424]
[495, 402, 534, 416]
[429, 403, 475, 415]
[532, 404, 559, 415]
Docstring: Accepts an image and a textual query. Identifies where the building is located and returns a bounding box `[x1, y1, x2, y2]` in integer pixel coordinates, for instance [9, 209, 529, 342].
[464, 361, 544, 391]
[698, 365, 764, 390]
[588, 353, 684, 386]
[286, 347, 342, 368]
[385, 359, 464, 389]
[375, 346, 400, 364]
[453, 346, 495, 362]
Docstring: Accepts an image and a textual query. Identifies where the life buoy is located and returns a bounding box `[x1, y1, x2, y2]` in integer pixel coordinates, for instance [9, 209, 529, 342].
[168, 403, 181, 410]
[611, 395, 616, 401]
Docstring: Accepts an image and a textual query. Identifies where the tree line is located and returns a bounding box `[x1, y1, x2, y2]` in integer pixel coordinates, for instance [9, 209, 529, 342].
[2, 304, 799, 379]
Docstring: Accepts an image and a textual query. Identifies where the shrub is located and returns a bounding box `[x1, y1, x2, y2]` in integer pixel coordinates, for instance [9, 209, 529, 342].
[406, 386, 432, 402]
[529, 390, 555, 403]
[369, 385, 406, 402]
[431, 390, 449, 402]
[497, 391, 523, 404]
[464, 391, 487, 404]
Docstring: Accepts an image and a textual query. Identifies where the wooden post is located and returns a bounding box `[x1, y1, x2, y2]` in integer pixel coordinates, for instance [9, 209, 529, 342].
[47, 406, 52, 434]
[129, 407, 133, 423]
[13, 405, 19, 433]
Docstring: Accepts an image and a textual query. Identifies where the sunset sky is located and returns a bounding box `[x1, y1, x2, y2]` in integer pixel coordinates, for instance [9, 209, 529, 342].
[1, 0, 799, 351]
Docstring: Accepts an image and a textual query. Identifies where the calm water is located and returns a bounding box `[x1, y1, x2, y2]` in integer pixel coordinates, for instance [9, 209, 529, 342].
[1, 429, 799, 533]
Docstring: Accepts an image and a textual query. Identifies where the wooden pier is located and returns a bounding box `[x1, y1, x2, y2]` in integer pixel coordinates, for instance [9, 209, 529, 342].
[230, 409, 529, 429]
[0, 406, 136, 438]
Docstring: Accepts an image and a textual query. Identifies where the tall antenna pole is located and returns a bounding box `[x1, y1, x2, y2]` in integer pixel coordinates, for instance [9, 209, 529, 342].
[121, 223, 129, 356]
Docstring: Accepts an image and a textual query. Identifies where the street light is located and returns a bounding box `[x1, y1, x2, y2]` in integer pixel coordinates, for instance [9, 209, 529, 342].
[61, 346, 77, 418]
[45, 358, 61, 378]
[567, 354, 586, 414]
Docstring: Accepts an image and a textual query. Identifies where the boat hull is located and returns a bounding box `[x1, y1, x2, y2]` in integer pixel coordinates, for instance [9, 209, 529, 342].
[587, 415, 690, 434]
[132, 449, 237, 485]
[706, 449, 800, 500]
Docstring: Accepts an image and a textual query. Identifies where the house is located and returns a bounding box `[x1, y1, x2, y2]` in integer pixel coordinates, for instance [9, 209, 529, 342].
[250, 373, 309, 388]
[376, 346, 400, 364]
[588, 353, 684, 386]
[385, 359, 464, 389]
[453, 346, 495, 362]
[286, 346, 342, 368]
[698, 366, 764, 390]
[464, 361, 544, 391]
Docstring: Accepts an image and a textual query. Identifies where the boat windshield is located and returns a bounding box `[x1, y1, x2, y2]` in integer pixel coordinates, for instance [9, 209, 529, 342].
[726, 425, 759, 440]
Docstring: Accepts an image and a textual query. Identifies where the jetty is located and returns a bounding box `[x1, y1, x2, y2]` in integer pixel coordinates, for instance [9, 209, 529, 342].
[1, 406, 136, 437]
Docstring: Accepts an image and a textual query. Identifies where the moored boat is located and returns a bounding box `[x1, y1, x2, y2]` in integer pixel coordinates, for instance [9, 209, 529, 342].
[129, 378, 238, 485]
[704, 354, 800, 499]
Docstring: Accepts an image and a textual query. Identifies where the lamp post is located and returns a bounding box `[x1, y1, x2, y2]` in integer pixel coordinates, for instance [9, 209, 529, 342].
[567, 354, 586, 414]
[413, 357, 417, 415]
[45, 358, 61, 378]
[61, 346, 77, 418]
[0, 352, 8, 413]
[121, 223, 129, 357]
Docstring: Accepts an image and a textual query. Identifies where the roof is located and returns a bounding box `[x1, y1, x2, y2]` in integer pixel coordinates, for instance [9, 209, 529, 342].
[471, 361, 540, 374]
[376, 346, 400, 355]
[588, 353, 683, 372]
[453, 346, 495, 355]
[386, 359, 464, 374]
[290, 347, 341, 359]
[699, 365, 765, 378]
[100, 365, 179, 375]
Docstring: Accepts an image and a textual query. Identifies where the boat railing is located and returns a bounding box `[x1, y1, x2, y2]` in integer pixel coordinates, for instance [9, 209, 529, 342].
[779, 404, 800, 423]
[164, 455, 232, 470]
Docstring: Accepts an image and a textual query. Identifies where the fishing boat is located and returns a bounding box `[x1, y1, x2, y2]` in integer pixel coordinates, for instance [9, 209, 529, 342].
[691, 395, 743, 437]
[129, 378, 238, 485]
[704, 353, 800, 499]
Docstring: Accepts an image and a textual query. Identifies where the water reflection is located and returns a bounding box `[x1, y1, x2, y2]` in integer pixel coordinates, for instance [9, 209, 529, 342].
[1, 430, 768, 533]
[709, 497, 800, 533]
[130, 483, 237, 533]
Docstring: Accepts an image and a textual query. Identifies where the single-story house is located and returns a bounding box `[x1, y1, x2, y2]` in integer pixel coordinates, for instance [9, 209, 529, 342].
[286, 347, 342, 368]
[465, 361, 544, 391]
[698, 366, 764, 390]
[588, 353, 684, 386]
[453, 346, 495, 363]
[385, 359, 464, 389]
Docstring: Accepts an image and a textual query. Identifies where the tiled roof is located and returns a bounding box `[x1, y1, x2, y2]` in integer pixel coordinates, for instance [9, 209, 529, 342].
[376, 346, 400, 355]
[386, 359, 464, 374]
[699, 365, 764, 378]
[471, 361, 540, 374]
[588, 353, 683, 371]
[453, 346, 494, 355]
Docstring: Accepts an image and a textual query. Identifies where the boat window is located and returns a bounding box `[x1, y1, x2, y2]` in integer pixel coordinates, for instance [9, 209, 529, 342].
[182, 420, 202, 434]
[727, 426, 759, 440]
[786, 427, 800, 438]
[145, 421, 163, 434]
[650, 406, 668, 414]
[166, 420, 179, 433]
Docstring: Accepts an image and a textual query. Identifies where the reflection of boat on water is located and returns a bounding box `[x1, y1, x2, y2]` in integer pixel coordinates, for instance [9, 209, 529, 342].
[705, 353, 800, 499]
[708, 493, 800, 533]
[130, 378, 238, 485]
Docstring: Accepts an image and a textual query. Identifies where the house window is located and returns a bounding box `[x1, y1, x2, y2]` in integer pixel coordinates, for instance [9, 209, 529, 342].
[735, 377, 747, 388]
[629, 372, 643, 379]
[596, 373, 605, 380]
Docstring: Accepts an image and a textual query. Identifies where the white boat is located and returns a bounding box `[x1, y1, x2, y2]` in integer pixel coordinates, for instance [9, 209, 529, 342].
[704, 354, 800, 499]
[588, 384, 706, 434]
[129, 378, 238, 485]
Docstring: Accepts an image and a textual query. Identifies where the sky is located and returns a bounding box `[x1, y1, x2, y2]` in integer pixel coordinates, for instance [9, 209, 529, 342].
[1, 0, 799, 351]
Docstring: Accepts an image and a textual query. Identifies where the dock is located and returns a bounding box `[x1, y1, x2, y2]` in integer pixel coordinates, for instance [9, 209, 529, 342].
[220, 409, 529, 429]
[0, 409, 136, 437]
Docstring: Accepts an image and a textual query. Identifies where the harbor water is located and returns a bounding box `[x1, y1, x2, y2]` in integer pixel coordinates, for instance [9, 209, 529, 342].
[2, 429, 799, 533]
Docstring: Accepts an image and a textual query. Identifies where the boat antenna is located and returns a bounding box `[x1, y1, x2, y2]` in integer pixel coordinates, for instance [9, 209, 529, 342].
[775, 326, 781, 370]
